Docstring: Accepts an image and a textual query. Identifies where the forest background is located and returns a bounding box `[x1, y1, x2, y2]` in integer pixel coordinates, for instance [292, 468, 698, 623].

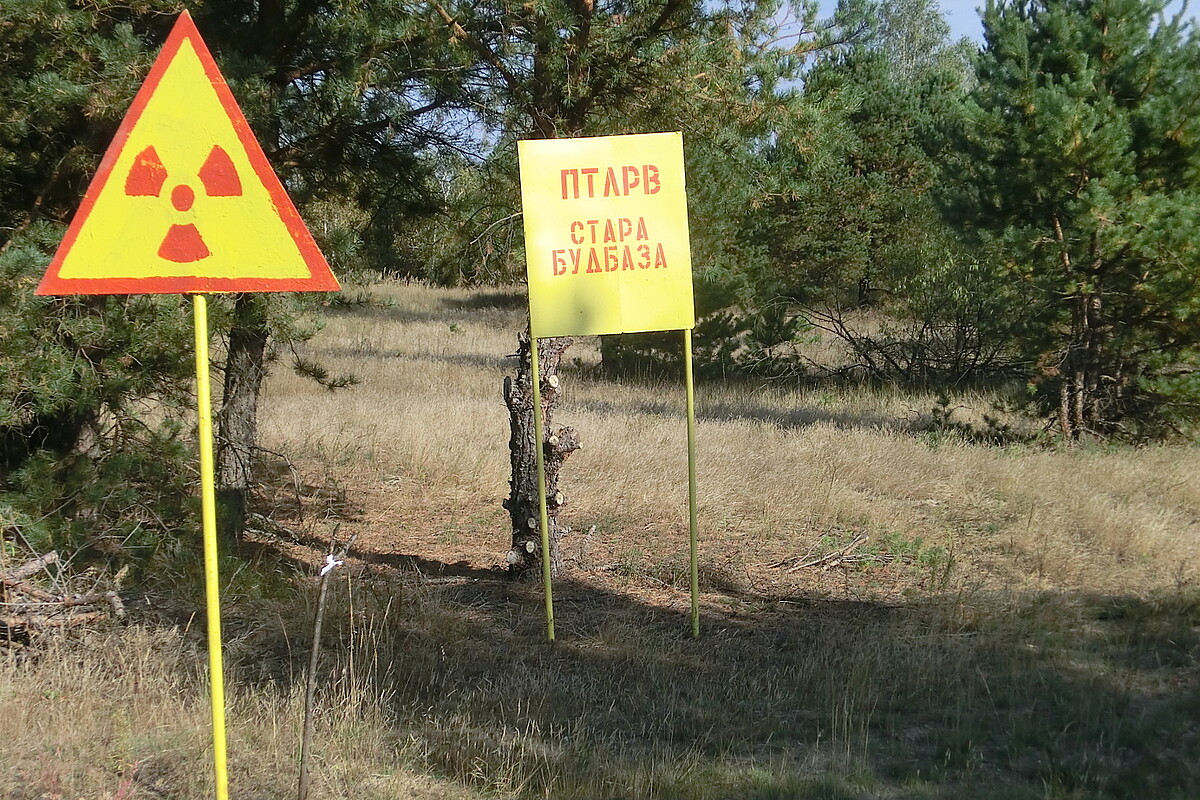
[6, 0, 1200, 554]
[2, 1, 1200, 797]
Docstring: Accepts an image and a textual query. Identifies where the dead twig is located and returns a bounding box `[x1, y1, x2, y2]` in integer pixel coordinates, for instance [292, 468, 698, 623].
[1, 551, 125, 645]
[775, 534, 870, 573]
[298, 524, 357, 800]
[1, 611, 108, 629]
[1, 551, 59, 583]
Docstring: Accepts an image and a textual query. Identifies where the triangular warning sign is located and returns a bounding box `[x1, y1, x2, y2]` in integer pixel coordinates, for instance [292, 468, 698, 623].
[37, 11, 339, 295]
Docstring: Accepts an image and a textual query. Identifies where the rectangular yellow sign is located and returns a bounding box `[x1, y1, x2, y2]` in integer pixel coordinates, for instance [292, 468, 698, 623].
[518, 132, 694, 338]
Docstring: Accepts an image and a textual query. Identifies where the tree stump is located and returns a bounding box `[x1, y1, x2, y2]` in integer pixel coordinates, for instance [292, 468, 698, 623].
[503, 329, 580, 577]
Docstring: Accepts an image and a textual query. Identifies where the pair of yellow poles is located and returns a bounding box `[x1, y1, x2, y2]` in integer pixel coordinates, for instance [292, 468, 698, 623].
[192, 309, 704, 800]
[528, 328, 701, 641]
[513, 131, 699, 642]
[193, 306, 704, 800]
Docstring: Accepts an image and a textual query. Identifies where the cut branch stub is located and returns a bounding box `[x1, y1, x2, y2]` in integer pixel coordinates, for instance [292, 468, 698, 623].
[503, 328, 577, 577]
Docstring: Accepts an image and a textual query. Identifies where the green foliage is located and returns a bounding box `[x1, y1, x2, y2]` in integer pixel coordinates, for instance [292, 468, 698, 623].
[8, 0, 1200, 584]
[0, 226, 195, 561]
[0, 1, 201, 563]
[194, 0, 450, 278]
[0, 0, 175, 241]
[945, 0, 1200, 438]
[412, 0, 826, 289]
[752, 50, 945, 308]
[419, 150, 527, 285]
[734, 1, 996, 384]
[867, 530, 952, 575]
[756, 0, 974, 307]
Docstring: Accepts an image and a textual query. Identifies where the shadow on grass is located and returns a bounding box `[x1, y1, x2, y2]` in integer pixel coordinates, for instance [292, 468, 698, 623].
[574, 394, 904, 434]
[211, 544, 1200, 800]
[352, 551, 501, 581]
[441, 290, 527, 312]
[318, 346, 515, 373]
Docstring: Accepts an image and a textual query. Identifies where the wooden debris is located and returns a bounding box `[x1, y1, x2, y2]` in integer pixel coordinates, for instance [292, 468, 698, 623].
[772, 534, 871, 573]
[2, 550, 59, 582]
[1, 551, 124, 647]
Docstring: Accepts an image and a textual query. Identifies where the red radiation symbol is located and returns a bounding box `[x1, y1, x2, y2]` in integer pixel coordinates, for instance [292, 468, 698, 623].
[124, 145, 243, 262]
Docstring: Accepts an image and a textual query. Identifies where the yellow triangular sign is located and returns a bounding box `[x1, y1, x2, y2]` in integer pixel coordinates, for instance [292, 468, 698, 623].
[37, 11, 338, 295]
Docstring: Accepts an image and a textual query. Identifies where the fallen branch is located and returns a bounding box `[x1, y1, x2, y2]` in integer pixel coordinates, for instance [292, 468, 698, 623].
[2, 578, 58, 602]
[1, 611, 108, 630]
[2, 551, 125, 645]
[775, 534, 870, 573]
[1, 551, 59, 583]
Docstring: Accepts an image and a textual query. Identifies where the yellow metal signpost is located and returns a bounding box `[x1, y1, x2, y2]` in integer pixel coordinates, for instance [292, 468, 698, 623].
[518, 132, 700, 638]
[37, 12, 339, 798]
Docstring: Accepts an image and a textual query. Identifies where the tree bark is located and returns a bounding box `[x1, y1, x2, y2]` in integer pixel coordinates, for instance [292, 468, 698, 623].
[216, 293, 270, 543]
[1085, 291, 1104, 425]
[1059, 372, 1073, 441]
[503, 329, 580, 577]
[1073, 291, 1087, 435]
[1059, 289, 1107, 441]
[1053, 215, 1090, 443]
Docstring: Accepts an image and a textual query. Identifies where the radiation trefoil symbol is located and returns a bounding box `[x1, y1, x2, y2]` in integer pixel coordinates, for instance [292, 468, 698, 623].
[125, 145, 243, 263]
[35, 11, 338, 295]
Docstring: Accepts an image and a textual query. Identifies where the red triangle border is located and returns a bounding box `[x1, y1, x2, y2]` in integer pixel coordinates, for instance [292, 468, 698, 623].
[36, 11, 339, 296]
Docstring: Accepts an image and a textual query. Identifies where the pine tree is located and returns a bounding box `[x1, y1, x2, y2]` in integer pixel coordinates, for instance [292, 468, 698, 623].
[0, 1, 454, 550]
[947, 0, 1200, 438]
[423, 0, 829, 573]
[0, 0, 196, 553]
[748, 0, 987, 381]
[183, 2, 459, 539]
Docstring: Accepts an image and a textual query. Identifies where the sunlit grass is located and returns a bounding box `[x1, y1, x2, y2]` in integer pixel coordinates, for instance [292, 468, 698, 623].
[267, 281, 1200, 594]
[4, 280, 1199, 799]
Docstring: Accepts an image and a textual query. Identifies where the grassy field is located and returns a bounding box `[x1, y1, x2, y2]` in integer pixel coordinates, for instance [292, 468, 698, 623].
[3, 281, 1199, 799]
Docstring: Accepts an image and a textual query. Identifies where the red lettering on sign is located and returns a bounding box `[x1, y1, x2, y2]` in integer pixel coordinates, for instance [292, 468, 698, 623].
[551, 241, 669, 277]
[550, 213, 671, 278]
[654, 243, 668, 268]
[564, 217, 648, 244]
[622, 165, 640, 195]
[603, 167, 619, 197]
[581, 168, 600, 197]
[558, 165, 662, 199]
[560, 169, 579, 200]
[644, 164, 660, 195]
[622, 247, 635, 270]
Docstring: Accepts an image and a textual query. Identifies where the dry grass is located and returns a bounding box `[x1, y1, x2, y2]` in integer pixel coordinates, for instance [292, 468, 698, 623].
[4, 280, 1199, 799]
[0, 624, 477, 800]
[269, 281, 1200, 598]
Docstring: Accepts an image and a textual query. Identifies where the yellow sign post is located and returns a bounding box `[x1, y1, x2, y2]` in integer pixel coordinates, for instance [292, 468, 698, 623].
[36, 12, 339, 798]
[519, 132, 701, 638]
[192, 295, 229, 797]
